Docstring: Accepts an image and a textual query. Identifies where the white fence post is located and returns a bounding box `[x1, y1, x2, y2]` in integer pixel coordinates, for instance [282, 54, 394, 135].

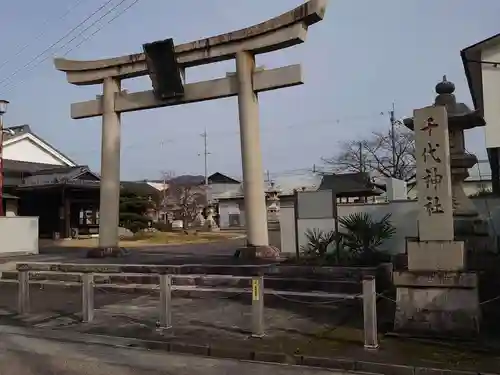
[82, 273, 94, 322]
[251, 276, 265, 337]
[159, 274, 172, 329]
[17, 271, 30, 315]
[362, 275, 379, 350]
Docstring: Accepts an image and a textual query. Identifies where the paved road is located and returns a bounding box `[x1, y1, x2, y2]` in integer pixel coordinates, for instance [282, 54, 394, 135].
[0, 331, 348, 375]
[0, 239, 252, 271]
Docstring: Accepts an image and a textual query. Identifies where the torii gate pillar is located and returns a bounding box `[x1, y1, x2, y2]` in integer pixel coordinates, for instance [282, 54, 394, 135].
[99, 77, 122, 251]
[236, 51, 269, 247]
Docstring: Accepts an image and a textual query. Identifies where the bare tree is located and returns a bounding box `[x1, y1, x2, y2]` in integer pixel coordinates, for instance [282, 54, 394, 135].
[322, 127, 416, 182]
[166, 180, 207, 229]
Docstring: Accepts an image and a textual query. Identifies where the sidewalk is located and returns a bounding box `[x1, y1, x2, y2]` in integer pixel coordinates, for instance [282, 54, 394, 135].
[0, 326, 347, 375]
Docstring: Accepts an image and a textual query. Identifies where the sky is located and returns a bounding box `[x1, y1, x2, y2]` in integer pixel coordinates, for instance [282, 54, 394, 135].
[0, 0, 499, 181]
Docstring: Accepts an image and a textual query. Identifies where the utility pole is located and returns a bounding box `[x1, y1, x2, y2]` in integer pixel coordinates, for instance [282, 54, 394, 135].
[162, 171, 167, 223]
[389, 102, 396, 177]
[359, 141, 364, 173]
[199, 129, 210, 186]
[160, 170, 174, 223]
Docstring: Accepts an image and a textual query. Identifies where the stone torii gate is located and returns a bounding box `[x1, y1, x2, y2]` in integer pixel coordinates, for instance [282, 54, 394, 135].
[54, 0, 328, 256]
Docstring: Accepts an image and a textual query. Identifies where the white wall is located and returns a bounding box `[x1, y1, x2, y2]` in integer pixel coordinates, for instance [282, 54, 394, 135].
[219, 201, 241, 228]
[146, 182, 165, 191]
[3, 138, 66, 165]
[337, 200, 418, 254]
[297, 218, 336, 251]
[210, 183, 241, 199]
[280, 204, 296, 255]
[0, 217, 38, 255]
[482, 46, 500, 148]
[279, 198, 419, 255]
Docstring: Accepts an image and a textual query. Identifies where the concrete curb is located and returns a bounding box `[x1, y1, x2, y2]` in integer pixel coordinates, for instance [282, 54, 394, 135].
[0, 325, 494, 375]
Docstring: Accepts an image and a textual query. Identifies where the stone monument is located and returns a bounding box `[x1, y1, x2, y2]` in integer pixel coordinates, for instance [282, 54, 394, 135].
[53, 0, 328, 257]
[404, 77, 489, 252]
[394, 79, 481, 336]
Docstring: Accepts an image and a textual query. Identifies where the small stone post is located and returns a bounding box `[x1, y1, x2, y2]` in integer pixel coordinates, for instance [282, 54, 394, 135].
[362, 276, 378, 350]
[159, 274, 172, 329]
[251, 275, 265, 337]
[17, 271, 29, 315]
[81, 273, 94, 322]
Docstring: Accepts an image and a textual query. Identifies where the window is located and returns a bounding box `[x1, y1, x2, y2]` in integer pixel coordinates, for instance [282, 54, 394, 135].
[79, 209, 99, 225]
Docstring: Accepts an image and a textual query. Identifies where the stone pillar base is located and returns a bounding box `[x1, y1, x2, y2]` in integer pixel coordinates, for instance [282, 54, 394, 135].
[87, 247, 130, 258]
[234, 245, 281, 260]
[394, 271, 480, 337]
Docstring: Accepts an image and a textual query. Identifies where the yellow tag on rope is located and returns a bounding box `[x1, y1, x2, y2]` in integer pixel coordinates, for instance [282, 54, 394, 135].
[252, 279, 260, 301]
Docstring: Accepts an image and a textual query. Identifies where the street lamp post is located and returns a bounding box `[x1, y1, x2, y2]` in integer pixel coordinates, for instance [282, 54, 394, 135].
[0, 100, 10, 216]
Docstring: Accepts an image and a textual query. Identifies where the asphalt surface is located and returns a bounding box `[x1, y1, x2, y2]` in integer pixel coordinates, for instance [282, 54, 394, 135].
[0, 330, 349, 375]
[0, 239, 251, 269]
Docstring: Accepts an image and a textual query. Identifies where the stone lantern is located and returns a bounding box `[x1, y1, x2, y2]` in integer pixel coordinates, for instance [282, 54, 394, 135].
[202, 204, 219, 232]
[266, 182, 280, 222]
[404, 76, 489, 251]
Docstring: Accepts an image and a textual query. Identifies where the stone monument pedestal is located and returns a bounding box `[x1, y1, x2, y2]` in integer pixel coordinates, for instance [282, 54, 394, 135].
[394, 241, 480, 336]
[394, 270, 480, 337]
[394, 240, 480, 336]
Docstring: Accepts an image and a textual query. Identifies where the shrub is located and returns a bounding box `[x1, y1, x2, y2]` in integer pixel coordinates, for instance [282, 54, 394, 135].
[300, 228, 337, 258]
[338, 212, 395, 265]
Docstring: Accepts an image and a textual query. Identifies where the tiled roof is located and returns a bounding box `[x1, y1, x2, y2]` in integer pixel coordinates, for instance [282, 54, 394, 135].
[168, 175, 205, 186]
[21, 166, 95, 186]
[121, 181, 161, 196]
[318, 172, 383, 197]
[208, 172, 240, 184]
[3, 124, 31, 141]
[3, 159, 59, 173]
[3, 160, 100, 188]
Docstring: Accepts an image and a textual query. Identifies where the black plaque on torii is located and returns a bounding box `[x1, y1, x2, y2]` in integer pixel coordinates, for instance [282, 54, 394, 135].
[143, 38, 185, 100]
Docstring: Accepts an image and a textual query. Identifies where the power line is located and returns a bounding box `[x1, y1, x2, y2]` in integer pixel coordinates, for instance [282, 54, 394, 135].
[0, 0, 117, 90]
[62, 110, 396, 159]
[66, 138, 174, 164]
[1, 0, 143, 94]
[61, 0, 142, 56]
[196, 111, 391, 139]
[0, 0, 91, 73]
